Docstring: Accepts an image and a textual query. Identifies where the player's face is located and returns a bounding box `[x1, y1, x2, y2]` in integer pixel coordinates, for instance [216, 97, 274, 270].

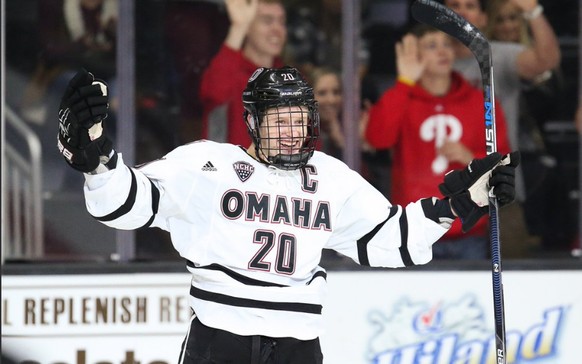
[492, 2, 522, 43]
[418, 32, 455, 76]
[313, 73, 342, 122]
[259, 105, 309, 157]
[444, 0, 487, 28]
[246, 2, 287, 58]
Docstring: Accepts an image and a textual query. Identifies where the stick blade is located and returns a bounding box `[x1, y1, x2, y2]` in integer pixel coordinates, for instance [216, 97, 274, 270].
[411, 0, 491, 73]
[411, 0, 485, 49]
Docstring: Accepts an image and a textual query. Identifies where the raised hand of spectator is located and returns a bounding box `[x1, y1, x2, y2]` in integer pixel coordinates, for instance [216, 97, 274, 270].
[510, 0, 540, 13]
[439, 141, 475, 166]
[575, 101, 582, 135]
[359, 99, 374, 152]
[395, 34, 426, 84]
[225, 0, 259, 50]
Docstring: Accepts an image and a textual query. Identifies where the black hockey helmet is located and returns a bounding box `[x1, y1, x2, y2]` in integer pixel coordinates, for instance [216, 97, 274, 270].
[243, 66, 320, 170]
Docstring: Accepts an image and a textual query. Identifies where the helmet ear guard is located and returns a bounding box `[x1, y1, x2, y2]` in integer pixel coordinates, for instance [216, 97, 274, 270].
[243, 66, 320, 170]
[244, 111, 257, 130]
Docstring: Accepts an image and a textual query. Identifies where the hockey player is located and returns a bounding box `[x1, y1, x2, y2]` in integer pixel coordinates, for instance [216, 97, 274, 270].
[57, 66, 518, 363]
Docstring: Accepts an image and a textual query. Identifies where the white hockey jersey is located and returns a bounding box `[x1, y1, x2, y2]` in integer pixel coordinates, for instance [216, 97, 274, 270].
[83, 140, 452, 340]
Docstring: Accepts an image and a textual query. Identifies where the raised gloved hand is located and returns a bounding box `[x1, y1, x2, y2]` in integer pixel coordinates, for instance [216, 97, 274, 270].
[439, 151, 520, 232]
[57, 68, 114, 173]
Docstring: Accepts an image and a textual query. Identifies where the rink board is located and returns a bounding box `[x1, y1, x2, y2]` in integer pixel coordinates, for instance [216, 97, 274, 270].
[2, 270, 581, 363]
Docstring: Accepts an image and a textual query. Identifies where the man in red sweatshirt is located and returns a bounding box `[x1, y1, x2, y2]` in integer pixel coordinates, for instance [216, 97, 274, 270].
[199, 0, 286, 146]
[365, 24, 511, 259]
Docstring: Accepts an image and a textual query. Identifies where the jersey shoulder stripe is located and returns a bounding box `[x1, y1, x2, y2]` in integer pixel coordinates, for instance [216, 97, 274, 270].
[139, 178, 160, 229]
[357, 206, 399, 266]
[398, 207, 414, 266]
[92, 168, 138, 221]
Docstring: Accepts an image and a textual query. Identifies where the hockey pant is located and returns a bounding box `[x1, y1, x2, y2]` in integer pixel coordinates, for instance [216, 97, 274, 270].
[178, 315, 323, 364]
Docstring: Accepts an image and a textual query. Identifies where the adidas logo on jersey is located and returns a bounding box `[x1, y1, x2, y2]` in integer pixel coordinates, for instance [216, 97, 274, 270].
[202, 161, 217, 171]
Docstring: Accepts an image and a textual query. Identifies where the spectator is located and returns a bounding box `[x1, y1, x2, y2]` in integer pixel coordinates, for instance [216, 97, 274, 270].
[30, 0, 117, 105]
[443, 0, 561, 257]
[285, 0, 343, 76]
[365, 25, 511, 259]
[20, 0, 117, 192]
[309, 67, 391, 197]
[485, 0, 565, 252]
[40, 0, 117, 79]
[163, 1, 230, 144]
[484, 0, 562, 157]
[310, 67, 345, 158]
[576, 99, 582, 135]
[443, 0, 560, 197]
[199, 0, 286, 146]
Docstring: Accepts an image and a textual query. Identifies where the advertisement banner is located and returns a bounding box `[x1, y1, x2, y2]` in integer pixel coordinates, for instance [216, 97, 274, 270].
[2, 273, 192, 363]
[2, 270, 581, 363]
[321, 270, 582, 364]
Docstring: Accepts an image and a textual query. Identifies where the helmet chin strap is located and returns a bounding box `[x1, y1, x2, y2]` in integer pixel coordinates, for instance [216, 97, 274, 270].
[268, 153, 311, 171]
[251, 141, 310, 171]
[251, 141, 274, 166]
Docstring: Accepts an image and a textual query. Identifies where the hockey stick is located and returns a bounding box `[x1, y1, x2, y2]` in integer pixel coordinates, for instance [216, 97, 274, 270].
[410, 1, 506, 363]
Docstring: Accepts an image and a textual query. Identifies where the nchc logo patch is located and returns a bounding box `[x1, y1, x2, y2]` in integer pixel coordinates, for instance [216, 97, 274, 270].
[233, 161, 254, 182]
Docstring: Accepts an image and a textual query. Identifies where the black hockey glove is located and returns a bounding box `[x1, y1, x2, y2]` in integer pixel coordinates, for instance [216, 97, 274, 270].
[439, 151, 520, 232]
[57, 68, 114, 173]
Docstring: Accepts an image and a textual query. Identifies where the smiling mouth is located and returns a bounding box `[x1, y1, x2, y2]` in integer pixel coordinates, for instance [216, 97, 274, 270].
[267, 37, 282, 47]
[278, 140, 301, 153]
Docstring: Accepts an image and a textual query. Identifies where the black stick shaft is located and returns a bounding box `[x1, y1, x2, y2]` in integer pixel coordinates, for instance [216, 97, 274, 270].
[411, 1, 506, 363]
